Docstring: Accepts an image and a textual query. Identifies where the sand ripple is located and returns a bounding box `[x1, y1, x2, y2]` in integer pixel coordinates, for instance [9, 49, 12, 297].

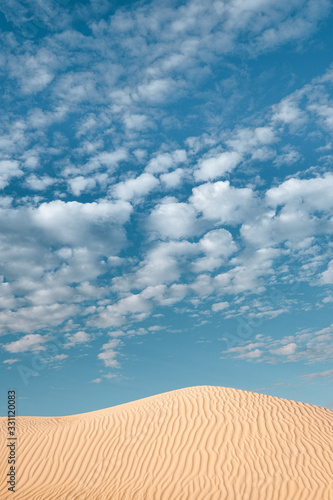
[1, 386, 332, 499]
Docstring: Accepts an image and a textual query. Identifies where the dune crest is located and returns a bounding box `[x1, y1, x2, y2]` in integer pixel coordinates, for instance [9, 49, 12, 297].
[1, 386, 333, 499]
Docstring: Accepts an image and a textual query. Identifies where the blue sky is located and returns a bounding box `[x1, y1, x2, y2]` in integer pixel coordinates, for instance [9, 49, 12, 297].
[0, 0, 333, 416]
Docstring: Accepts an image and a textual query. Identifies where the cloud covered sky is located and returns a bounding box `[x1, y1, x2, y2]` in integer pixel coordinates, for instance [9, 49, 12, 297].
[0, 0, 333, 415]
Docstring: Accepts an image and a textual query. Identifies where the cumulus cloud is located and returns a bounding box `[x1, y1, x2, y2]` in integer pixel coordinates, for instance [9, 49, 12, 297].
[136, 78, 181, 103]
[149, 198, 198, 239]
[223, 343, 264, 360]
[160, 168, 185, 188]
[272, 96, 307, 128]
[214, 247, 280, 295]
[64, 331, 91, 348]
[193, 229, 237, 272]
[270, 343, 297, 355]
[321, 260, 333, 284]
[1, 0, 333, 385]
[90, 377, 102, 383]
[212, 301, 229, 312]
[112, 173, 159, 200]
[8, 49, 57, 94]
[0, 160, 24, 189]
[112, 240, 196, 293]
[3, 334, 50, 353]
[98, 338, 123, 367]
[52, 354, 68, 361]
[222, 324, 333, 364]
[67, 176, 96, 196]
[0, 303, 79, 334]
[266, 174, 333, 212]
[31, 199, 132, 247]
[190, 181, 256, 225]
[25, 175, 57, 191]
[302, 369, 333, 380]
[241, 173, 333, 250]
[226, 127, 276, 155]
[195, 151, 241, 181]
[146, 150, 187, 174]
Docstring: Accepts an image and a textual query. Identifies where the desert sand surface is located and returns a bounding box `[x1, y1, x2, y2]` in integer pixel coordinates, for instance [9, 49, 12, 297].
[1, 385, 333, 499]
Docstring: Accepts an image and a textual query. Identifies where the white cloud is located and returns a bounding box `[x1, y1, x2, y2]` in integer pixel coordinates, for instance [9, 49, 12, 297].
[115, 240, 195, 292]
[146, 150, 187, 174]
[67, 176, 96, 196]
[3, 334, 50, 353]
[214, 247, 280, 295]
[243, 349, 263, 359]
[136, 78, 180, 103]
[226, 127, 276, 155]
[240, 209, 316, 248]
[112, 173, 159, 200]
[104, 372, 119, 379]
[25, 174, 57, 191]
[64, 331, 91, 348]
[9, 49, 57, 94]
[321, 260, 333, 284]
[0, 304, 78, 334]
[98, 338, 123, 367]
[272, 95, 307, 128]
[193, 229, 237, 272]
[53, 72, 98, 104]
[222, 324, 333, 364]
[31, 199, 132, 247]
[255, 0, 330, 51]
[1, 0, 333, 383]
[223, 343, 264, 360]
[82, 149, 128, 173]
[190, 181, 255, 225]
[270, 342, 297, 355]
[195, 151, 241, 181]
[149, 198, 198, 239]
[302, 369, 333, 380]
[3, 358, 19, 364]
[93, 293, 152, 328]
[51, 354, 68, 361]
[123, 113, 150, 131]
[212, 301, 229, 312]
[0, 160, 24, 189]
[308, 102, 333, 132]
[273, 147, 301, 167]
[266, 174, 333, 212]
[160, 168, 184, 188]
[241, 173, 333, 249]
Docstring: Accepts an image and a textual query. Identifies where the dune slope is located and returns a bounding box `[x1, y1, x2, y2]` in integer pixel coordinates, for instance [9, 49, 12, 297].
[1, 386, 333, 499]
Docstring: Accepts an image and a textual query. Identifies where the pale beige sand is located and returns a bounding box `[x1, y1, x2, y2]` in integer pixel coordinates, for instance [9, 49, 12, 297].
[1, 386, 333, 499]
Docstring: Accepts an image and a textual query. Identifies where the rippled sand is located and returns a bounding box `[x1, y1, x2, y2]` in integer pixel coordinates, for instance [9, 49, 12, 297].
[1, 386, 332, 499]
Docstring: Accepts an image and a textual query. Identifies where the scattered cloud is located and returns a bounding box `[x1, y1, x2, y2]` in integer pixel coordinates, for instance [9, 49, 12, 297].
[301, 369, 333, 380]
[222, 325, 333, 364]
[212, 302, 229, 312]
[64, 331, 91, 348]
[90, 378, 102, 383]
[321, 260, 333, 284]
[190, 181, 256, 225]
[98, 338, 123, 368]
[112, 173, 159, 201]
[3, 358, 19, 364]
[0, 0, 332, 392]
[195, 151, 241, 181]
[3, 334, 50, 353]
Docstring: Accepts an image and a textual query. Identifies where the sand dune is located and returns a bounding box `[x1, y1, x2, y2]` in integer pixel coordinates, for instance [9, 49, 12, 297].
[1, 386, 333, 499]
